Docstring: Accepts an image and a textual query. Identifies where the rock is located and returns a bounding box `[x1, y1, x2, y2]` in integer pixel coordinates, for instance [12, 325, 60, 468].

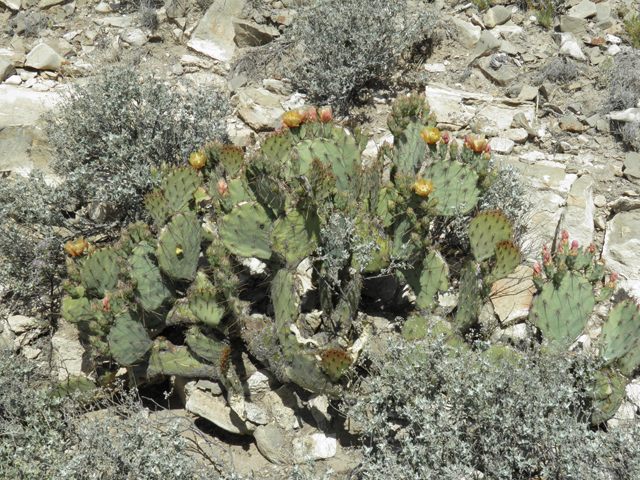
[488, 137, 515, 154]
[596, 16, 615, 29]
[196, 379, 223, 395]
[567, 0, 597, 19]
[0, 0, 20, 10]
[25, 43, 65, 71]
[609, 108, 640, 123]
[186, 389, 255, 434]
[560, 15, 587, 38]
[478, 58, 517, 86]
[607, 400, 637, 430]
[293, 431, 337, 462]
[22, 345, 41, 359]
[624, 152, 640, 182]
[490, 265, 536, 324]
[4, 75, 21, 85]
[45, 38, 73, 58]
[165, 0, 187, 18]
[595, 2, 610, 22]
[233, 87, 285, 131]
[628, 380, 640, 410]
[519, 151, 546, 164]
[450, 16, 481, 48]
[121, 29, 148, 47]
[244, 369, 275, 396]
[95, 1, 113, 12]
[518, 85, 538, 102]
[0, 59, 16, 82]
[609, 197, 640, 213]
[51, 319, 87, 380]
[39, 0, 64, 8]
[483, 5, 511, 28]
[308, 393, 332, 431]
[490, 323, 531, 347]
[558, 175, 595, 247]
[470, 30, 501, 63]
[7, 315, 39, 334]
[233, 19, 279, 47]
[559, 40, 586, 61]
[594, 194, 607, 207]
[262, 78, 291, 95]
[254, 423, 287, 465]
[559, 114, 584, 132]
[187, 0, 245, 62]
[262, 387, 300, 431]
[602, 211, 640, 299]
[245, 401, 270, 425]
[503, 128, 528, 143]
[181, 54, 212, 69]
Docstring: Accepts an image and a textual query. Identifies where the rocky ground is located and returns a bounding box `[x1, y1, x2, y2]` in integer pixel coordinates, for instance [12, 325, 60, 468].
[1, 0, 640, 477]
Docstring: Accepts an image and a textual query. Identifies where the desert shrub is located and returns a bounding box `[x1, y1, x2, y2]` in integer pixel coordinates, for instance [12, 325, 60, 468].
[286, 0, 438, 111]
[346, 335, 640, 480]
[602, 53, 640, 150]
[536, 56, 579, 84]
[0, 349, 218, 479]
[45, 64, 230, 223]
[625, 13, 640, 48]
[518, 0, 566, 28]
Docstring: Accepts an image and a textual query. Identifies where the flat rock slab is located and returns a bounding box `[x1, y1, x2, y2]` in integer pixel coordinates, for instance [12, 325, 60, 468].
[490, 265, 536, 324]
[602, 211, 640, 300]
[188, 0, 245, 62]
[25, 43, 64, 71]
[558, 174, 595, 247]
[424, 83, 535, 131]
[624, 152, 640, 182]
[186, 389, 255, 434]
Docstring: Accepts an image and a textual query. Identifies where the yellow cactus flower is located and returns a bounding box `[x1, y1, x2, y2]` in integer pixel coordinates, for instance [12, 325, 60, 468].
[189, 151, 206, 169]
[413, 179, 435, 197]
[420, 126, 442, 145]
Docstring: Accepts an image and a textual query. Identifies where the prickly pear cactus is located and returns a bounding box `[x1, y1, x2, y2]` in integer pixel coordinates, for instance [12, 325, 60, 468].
[601, 299, 640, 376]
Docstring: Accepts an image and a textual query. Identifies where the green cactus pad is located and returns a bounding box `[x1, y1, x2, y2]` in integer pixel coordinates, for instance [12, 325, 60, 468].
[227, 177, 255, 207]
[455, 260, 482, 332]
[424, 160, 480, 216]
[469, 211, 513, 262]
[148, 340, 218, 379]
[187, 288, 225, 326]
[220, 201, 274, 260]
[529, 271, 595, 349]
[163, 166, 200, 214]
[489, 240, 521, 282]
[272, 269, 298, 335]
[185, 326, 228, 364]
[252, 175, 287, 213]
[601, 300, 640, 376]
[261, 133, 292, 164]
[376, 188, 398, 228]
[108, 311, 152, 365]
[156, 211, 201, 280]
[590, 369, 628, 425]
[220, 146, 244, 178]
[270, 209, 321, 264]
[61, 296, 94, 323]
[321, 348, 352, 382]
[394, 121, 428, 175]
[144, 193, 170, 227]
[80, 248, 120, 297]
[402, 314, 429, 340]
[129, 244, 174, 312]
[283, 351, 336, 395]
[400, 250, 449, 310]
[294, 137, 358, 192]
[48, 376, 97, 400]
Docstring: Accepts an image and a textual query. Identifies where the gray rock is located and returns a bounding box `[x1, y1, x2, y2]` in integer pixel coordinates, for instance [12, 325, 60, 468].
[607, 400, 637, 430]
[488, 137, 515, 154]
[245, 401, 270, 425]
[94, 1, 113, 12]
[567, 0, 597, 19]
[596, 2, 611, 22]
[181, 54, 212, 69]
[262, 387, 300, 431]
[233, 19, 279, 47]
[602, 211, 640, 299]
[121, 29, 148, 47]
[188, 0, 245, 62]
[558, 175, 595, 248]
[478, 58, 517, 86]
[504, 128, 528, 143]
[596, 16, 615, 29]
[518, 85, 538, 101]
[609, 108, 640, 123]
[165, 0, 187, 18]
[559, 40, 586, 61]
[0, 59, 16, 82]
[308, 393, 332, 431]
[0, 0, 20, 10]
[25, 43, 64, 71]
[624, 152, 640, 182]
[7, 315, 39, 334]
[470, 30, 501, 63]
[233, 87, 285, 131]
[262, 78, 291, 95]
[559, 114, 585, 132]
[39, 0, 64, 8]
[51, 319, 87, 380]
[490, 323, 531, 347]
[450, 16, 481, 48]
[483, 5, 511, 28]
[254, 424, 287, 465]
[609, 197, 640, 213]
[490, 265, 535, 326]
[560, 15, 586, 36]
[185, 389, 255, 434]
[594, 194, 607, 207]
[293, 431, 337, 462]
[244, 369, 275, 396]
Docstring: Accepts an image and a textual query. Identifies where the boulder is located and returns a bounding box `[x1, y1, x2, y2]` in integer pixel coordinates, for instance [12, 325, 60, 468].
[450, 16, 481, 49]
[254, 424, 288, 465]
[0, 59, 16, 82]
[7, 315, 39, 334]
[51, 319, 87, 380]
[567, 0, 597, 19]
[233, 19, 279, 47]
[490, 266, 536, 325]
[185, 389, 255, 434]
[187, 0, 246, 62]
[624, 152, 640, 182]
[232, 87, 285, 131]
[602, 211, 640, 300]
[483, 6, 511, 29]
[25, 43, 64, 71]
[558, 175, 595, 247]
[470, 30, 501, 63]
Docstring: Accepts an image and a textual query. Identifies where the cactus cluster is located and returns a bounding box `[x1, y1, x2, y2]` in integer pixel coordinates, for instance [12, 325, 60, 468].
[61, 93, 511, 401]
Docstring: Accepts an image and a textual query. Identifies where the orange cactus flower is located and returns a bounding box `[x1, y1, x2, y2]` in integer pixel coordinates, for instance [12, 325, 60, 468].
[467, 134, 489, 153]
[413, 178, 435, 197]
[65, 237, 88, 256]
[282, 108, 306, 128]
[189, 151, 206, 169]
[420, 126, 441, 145]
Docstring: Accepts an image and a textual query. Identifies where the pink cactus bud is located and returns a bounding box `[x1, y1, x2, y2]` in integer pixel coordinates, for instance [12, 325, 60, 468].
[319, 106, 332, 123]
[275, 128, 281, 134]
[217, 179, 229, 197]
[543, 251, 552, 266]
[442, 131, 451, 144]
[464, 135, 472, 149]
[102, 297, 109, 310]
[586, 243, 596, 254]
[532, 263, 542, 276]
[484, 144, 491, 154]
[571, 240, 579, 249]
[308, 107, 317, 122]
[542, 244, 548, 253]
[610, 273, 618, 283]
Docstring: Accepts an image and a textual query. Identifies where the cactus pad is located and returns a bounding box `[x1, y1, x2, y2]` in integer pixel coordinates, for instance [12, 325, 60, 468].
[400, 250, 449, 310]
[145, 193, 170, 227]
[469, 211, 513, 262]
[489, 240, 521, 282]
[321, 348, 352, 382]
[185, 326, 228, 364]
[394, 121, 428, 174]
[456, 260, 482, 331]
[156, 211, 201, 280]
[220, 146, 245, 178]
[61, 296, 94, 323]
[148, 339, 218, 379]
[261, 132, 292, 164]
[529, 271, 595, 349]
[108, 311, 152, 365]
[220, 201, 274, 260]
[187, 288, 225, 326]
[163, 166, 200, 214]
[80, 248, 120, 297]
[424, 160, 480, 216]
[270, 209, 321, 264]
[129, 244, 174, 311]
[601, 300, 640, 376]
[590, 369, 628, 425]
[272, 269, 299, 335]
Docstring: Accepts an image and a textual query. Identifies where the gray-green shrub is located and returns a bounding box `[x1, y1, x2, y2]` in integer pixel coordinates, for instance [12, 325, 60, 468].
[287, 0, 437, 111]
[602, 53, 640, 150]
[346, 334, 640, 479]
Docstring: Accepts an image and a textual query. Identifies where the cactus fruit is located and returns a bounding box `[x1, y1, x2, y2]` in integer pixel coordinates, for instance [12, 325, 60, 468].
[80, 248, 120, 297]
[270, 209, 321, 265]
[321, 348, 352, 382]
[156, 212, 201, 280]
[529, 271, 595, 349]
[424, 160, 480, 216]
[219, 201, 274, 260]
[468, 211, 513, 262]
[600, 299, 640, 376]
[108, 311, 153, 365]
